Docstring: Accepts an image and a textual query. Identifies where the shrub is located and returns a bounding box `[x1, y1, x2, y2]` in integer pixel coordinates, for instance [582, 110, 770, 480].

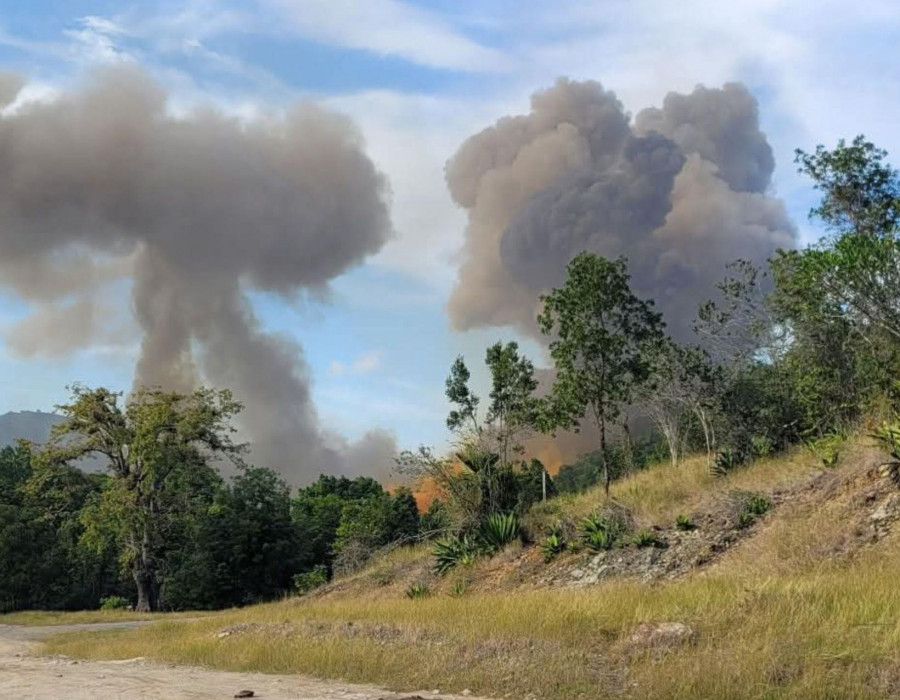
[293, 565, 328, 595]
[433, 535, 481, 576]
[478, 512, 521, 552]
[675, 513, 696, 531]
[99, 596, 130, 611]
[751, 435, 775, 459]
[405, 583, 430, 599]
[808, 433, 843, 468]
[332, 538, 375, 577]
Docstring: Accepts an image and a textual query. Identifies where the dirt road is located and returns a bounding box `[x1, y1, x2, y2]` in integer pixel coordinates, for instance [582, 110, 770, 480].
[0, 622, 485, 700]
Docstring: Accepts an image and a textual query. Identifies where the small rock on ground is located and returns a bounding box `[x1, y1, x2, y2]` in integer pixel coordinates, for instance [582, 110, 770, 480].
[628, 622, 695, 649]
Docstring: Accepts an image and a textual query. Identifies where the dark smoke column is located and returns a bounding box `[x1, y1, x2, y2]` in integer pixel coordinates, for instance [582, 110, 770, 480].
[445, 78, 796, 340]
[0, 65, 392, 482]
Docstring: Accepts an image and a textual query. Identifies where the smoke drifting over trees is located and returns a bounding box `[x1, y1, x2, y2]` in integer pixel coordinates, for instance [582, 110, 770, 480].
[446, 78, 796, 340]
[0, 65, 393, 482]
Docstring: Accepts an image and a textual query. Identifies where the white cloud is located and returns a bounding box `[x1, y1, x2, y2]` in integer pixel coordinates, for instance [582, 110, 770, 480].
[322, 88, 524, 291]
[63, 15, 133, 64]
[329, 349, 383, 377]
[262, 0, 511, 72]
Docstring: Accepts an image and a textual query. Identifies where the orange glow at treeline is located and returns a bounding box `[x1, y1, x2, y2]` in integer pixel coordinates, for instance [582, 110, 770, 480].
[386, 478, 440, 512]
[388, 442, 566, 513]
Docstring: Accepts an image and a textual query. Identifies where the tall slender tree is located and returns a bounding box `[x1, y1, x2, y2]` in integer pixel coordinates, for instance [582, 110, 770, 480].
[539, 253, 664, 496]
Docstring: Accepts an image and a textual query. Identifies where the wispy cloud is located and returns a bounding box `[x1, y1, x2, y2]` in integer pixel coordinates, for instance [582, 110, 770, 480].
[328, 349, 383, 377]
[262, 0, 511, 73]
[66, 18, 131, 63]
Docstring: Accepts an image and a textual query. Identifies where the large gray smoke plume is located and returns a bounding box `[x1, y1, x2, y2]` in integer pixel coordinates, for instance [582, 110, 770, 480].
[0, 65, 394, 482]
[446, 79, 796, 340]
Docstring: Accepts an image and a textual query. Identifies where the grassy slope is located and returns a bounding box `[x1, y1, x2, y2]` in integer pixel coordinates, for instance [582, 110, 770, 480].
[45, 441, 900, 699]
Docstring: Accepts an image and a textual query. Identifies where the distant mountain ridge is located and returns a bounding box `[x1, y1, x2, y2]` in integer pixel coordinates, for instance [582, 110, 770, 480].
[0, 410, 104, 471]
[0, 410, 64, 447]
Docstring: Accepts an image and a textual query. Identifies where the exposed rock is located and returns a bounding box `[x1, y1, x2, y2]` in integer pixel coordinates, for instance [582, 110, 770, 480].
[627, 622, 696, 650]
[877, 461, 900, 486]
[870, 492, 900, 537]
[233, 691, 254, 699]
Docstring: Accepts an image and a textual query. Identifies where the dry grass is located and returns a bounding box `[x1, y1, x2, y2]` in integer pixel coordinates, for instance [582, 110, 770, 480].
[0, 609, 205, 626]
[45, 440, 900, 699]
[527, 447, 819, 533]
[45, 550, 900, 699]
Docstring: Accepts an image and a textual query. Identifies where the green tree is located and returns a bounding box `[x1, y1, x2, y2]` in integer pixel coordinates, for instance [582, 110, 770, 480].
[446, 342, 540, 467]
[44, 386, 244, 611]
[166, 466, 304, 609]
[389, 487, 421, 541]
[640, 341, 721, 469]
[292, 475, 385, 572]
[555, 452, 601, 494]
[756, 136, 900, 433]
[22, 460, 114, 609]
[441, 342, 541, 520]
[539, 253, 665, 496]
[484, 341, 540, 468]
[0, 443, 31, 504]
[797, 135, 899, 237]
[419, 498, 450, 537]
[333, 487, 421, 572]
[0, 503, 55, 612]
[786, 137, 900, 343]
[446, 356, 480, 434]
[516, 458, 555, 507]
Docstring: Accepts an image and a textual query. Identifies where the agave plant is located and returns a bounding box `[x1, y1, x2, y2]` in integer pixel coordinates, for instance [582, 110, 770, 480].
[712, 449, 738, 477]
[541, 533, 566, 561]
[873, 421, 900, 465]
[579, 507, 632, 551]
[632, 530, 662, 548]
[478, 512, 521, 552]
[448, 579, 468, 598]
[675, 513, 696, 531]
[737, 492, 772, 528]
[583, 529, 611, 551]
[433, 535, 481, 576]
[405, 582, 430, 599]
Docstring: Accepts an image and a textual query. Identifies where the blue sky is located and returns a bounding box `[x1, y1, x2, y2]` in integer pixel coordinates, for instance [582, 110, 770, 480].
[0, 0, 899, 452]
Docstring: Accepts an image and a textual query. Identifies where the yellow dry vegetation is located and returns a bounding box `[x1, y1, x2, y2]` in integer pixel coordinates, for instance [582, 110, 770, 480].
[0, 609, 204, 627]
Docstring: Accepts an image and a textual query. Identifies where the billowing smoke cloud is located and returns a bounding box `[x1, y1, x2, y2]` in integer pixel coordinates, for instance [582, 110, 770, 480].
[0, 65, 394, 483]
[446, 78, 796, 340]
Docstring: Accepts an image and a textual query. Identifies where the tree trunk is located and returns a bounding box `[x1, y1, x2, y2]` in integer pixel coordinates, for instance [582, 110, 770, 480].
[133, 564, 157, 612]
[133, 522, 157, 612]
[698, 409, 712, 472]
[622, 418, 634, 475]
[599, 413, 610, 498]
[664, 423, 678, 468]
